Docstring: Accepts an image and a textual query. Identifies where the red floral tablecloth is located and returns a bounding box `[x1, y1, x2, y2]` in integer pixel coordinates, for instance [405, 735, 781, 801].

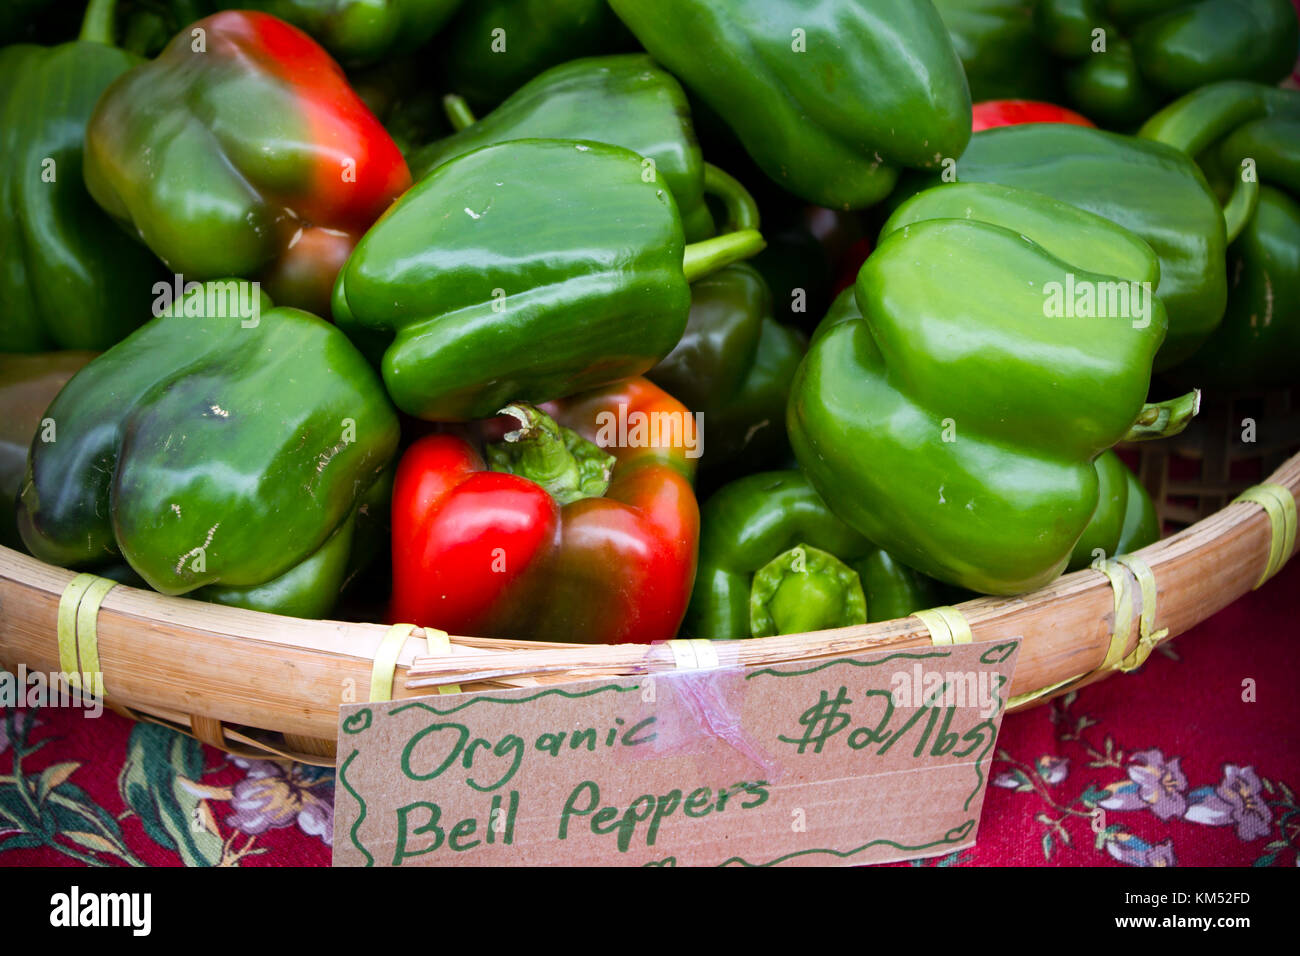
[2, 558, 1298, 867]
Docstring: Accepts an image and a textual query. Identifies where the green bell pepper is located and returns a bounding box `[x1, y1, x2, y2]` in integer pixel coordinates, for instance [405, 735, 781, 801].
[925, 123, 1230, 368]
[17, 281, 399, 619]
[438, 0, 635, 112]
[933, 0, 1061, 101]
[1069, 450, 1160, 570]
[0, 0, 166, 353]
[349, 52, 454, 158]
[789, 183, 1195, 596]
[407, 54, 726, 241]
[1036, 0, 1299, 128]
[0, 352, 96, 550]
[1140, 81, 1300, 389]
[685, 470, 948, 639]
[118, 1, 214, 57]
[333, 138, 765, 422]
[646, 264, 805, 480]
[217, 0, 464, 66]
[608, 0, 972, 210]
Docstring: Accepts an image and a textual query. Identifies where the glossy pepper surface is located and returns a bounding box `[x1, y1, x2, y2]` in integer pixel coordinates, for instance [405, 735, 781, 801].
[928, 123, 1229, 368]
[1069, 451, 1160, 570]
[0, 351, 96, 550]
[789, 183, 1192, 596]
[333, 138, 764, 422]
[389, 378, 699, 644]
[1, 0, 166, 352]
[17, 281, 399, 618]
[608, 0, 972, 210]
[219, 0, 463, 66]
[439, 0, 634, 112]
[83, 11, 412, 317]
[1036, 0, 1299, 128]
[971, 99, 1095, 131]
[685, 470, 947, 640]
[933, 0, 1060, 101]
[647, 264, 805, 479]
[407, 55, 720, 241]
[1140, 81, 1300, 388]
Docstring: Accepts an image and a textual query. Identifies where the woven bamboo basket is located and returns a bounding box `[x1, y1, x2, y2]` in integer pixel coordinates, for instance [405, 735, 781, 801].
[1, 444, 1296, 768]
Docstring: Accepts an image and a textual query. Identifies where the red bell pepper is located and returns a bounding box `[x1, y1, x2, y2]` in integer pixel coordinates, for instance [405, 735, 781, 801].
[971, 99, 1095, 133]
[84, 11, 411, 316]
[389, 378, 700, 645]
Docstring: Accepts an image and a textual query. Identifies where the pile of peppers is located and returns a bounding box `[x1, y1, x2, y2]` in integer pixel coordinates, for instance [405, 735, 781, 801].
[2, 0, 1296, 646]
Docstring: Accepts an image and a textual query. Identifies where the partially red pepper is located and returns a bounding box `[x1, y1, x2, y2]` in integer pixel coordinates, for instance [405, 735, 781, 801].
[389, 378, 700, 645]
[971, 99, 1095, 133]
[84, 11, 411, 316]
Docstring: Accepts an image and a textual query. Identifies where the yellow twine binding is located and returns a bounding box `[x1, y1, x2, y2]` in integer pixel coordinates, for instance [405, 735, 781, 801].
[1114, 555, 1168, 672]
[370, 623, 461, 702]
[1233, 483, 1297, 588]
[667, 638, 721, 670]
[913, 606, 972, 646]
[55, 573, 116, 693]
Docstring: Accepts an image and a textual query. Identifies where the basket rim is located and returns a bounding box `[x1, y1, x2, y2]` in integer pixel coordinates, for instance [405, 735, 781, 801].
[2, 451, 1296, 765]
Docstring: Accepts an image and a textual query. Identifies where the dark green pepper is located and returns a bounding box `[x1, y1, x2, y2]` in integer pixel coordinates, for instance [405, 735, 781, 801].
[646, 264, 805, 480]
[921, 123, 1231, 368]
[333, 138, 765, 422]
[408, 54, 725, 241]
[789, 183, 1194, 595]
[1140, 81, 1300, 389]
[608, 0, 972, 210]
[438, 0, 635, 112]
[0, 352, 96, 550]
[1036, 0, 1299, 128]
[217, 0, 464, 66]
[1069, 450, 1160, 569]
[685, 470, 948, 639]
[0, 0, 166, 353]
[17, 281, 399, 618]
[118, 1, 214, 57]
[933, 0, 1061, 101]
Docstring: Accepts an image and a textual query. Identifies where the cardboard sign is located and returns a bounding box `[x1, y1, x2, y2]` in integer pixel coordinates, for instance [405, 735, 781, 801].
[332, 639, 1020, 867]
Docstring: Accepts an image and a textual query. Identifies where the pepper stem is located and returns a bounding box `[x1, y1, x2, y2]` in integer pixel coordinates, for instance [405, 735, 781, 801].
[750, 544, 868, 638]
[487, 404, 615, 505]
[1123, 389, 1201, 442]
[80, 0, 117, 45]
[443, 94, 477, 132]
[1222, 176, 1259, 245]
[682, 229, 766, 284]
[703, 163, 761, 233]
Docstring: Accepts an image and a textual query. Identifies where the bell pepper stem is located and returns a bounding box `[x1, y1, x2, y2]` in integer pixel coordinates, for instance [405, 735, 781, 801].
[487, 404, 615, 505]
[1222, 176, 1259, 245]
[443, 94, 477, 132]
[1123, 389, 1201, 442]
[750, 544, 868, 638]
[702, 163, 761, 233]
[682, 229, 766, 284]
[80, 0, 118, 45]
[1138, 84, 1279, 245]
